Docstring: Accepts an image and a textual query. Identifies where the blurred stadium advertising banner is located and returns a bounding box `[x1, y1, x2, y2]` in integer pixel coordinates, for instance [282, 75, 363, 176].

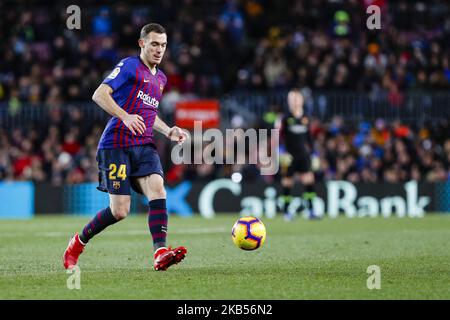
[175, 100, 220, 129]
[35, 183, 64, 213]
[4, 180, 448, 217]
[182, 179, 441, 219]
[0, 182, 34, 219]
[435, 181, 450, 212]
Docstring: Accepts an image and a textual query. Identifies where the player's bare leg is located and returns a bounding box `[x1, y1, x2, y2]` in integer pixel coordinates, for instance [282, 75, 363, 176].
[63, 195, 130, 269]
[135, 174, 187, 271]
[299, 172, 320, 219]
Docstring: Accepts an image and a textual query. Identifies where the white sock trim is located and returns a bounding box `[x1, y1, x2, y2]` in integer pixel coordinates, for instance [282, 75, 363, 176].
[77, 235, 87, 246]
[154, 247, 167, 255]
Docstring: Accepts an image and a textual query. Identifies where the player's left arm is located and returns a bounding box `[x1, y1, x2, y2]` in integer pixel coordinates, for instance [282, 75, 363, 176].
[153, 116, 189, 144]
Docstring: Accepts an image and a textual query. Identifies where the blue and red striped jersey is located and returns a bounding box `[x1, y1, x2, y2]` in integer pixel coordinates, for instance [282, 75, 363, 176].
[98, 55, 167, 149]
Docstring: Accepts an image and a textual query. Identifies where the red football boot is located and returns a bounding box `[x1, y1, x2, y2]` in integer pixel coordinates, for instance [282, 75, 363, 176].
[63, 233, 85, 269]
[153, 246, 187, 271]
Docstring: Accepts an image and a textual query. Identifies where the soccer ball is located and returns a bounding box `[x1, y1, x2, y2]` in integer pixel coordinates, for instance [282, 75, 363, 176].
[231, 216, 266, 250]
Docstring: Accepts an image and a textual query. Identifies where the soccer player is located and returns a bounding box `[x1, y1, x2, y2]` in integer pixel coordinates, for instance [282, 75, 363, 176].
[277, 88, 319, 221]
[63, 23, 189, 271]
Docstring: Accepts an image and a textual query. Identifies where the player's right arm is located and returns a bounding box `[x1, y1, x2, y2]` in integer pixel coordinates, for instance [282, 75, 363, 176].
[92, 84, 146, 135]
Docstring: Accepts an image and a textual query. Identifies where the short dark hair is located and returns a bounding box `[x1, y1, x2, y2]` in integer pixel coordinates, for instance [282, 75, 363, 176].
[140, 23, 166, 39]
[288, 87, 302, 95]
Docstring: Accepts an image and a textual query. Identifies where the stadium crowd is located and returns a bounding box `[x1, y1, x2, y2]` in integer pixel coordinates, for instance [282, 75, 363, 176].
[0, 108, 449, 184]
[0, 0, 449, 185]
[0, 0, 449, 106]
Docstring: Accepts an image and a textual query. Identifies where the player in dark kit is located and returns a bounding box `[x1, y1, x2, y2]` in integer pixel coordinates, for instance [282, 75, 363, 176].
[63, 23, 189, 271]
[277, 89, 319, 221]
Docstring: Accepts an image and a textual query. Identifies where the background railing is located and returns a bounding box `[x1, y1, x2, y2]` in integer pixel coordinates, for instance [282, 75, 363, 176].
[1, 91, 450, 129]
[222, 90, 450, 124]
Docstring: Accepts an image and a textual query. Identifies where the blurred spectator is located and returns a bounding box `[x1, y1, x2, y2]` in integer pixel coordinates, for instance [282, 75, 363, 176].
[93, 7, 113, 36]
[1, 1, 449, 103]
[220, 0, 245, 45]
[0, 1, 449, 185]
[0, 105, 448, 185]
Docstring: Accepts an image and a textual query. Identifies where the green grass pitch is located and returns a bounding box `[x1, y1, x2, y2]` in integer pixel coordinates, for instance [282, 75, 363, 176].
[0, 214, 449, 299]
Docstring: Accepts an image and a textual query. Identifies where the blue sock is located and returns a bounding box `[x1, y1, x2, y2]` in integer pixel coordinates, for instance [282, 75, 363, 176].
[148, 199, 168, 251]
[79, 207, 117, 244]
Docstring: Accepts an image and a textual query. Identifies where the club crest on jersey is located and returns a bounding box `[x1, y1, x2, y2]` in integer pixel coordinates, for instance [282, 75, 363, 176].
[113, 181, 121, 189]
[137, 90, 159, 108]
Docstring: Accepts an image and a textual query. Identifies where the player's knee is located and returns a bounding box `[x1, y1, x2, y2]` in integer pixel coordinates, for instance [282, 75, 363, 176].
[111, 205, 130, 220]
[150, 187, 166, 200]
[301, 173, 315, 184]
[282, 178, 294, 187]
